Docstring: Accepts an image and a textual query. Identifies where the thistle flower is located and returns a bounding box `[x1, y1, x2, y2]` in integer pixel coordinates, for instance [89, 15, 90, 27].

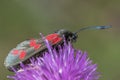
[8, 39, 100, 80]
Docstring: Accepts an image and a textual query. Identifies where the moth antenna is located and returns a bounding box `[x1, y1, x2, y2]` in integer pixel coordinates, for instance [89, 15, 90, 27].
[74, 26, 112, 34]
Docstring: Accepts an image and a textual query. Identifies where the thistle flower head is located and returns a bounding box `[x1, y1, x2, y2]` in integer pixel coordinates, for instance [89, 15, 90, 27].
[8, 39, 100, 80]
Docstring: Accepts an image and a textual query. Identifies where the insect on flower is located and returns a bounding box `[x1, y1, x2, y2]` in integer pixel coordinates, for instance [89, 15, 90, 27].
[4, 26, 111, 71]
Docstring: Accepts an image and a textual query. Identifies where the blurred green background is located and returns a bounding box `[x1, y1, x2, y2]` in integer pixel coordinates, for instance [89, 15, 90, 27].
[0, 0, 120, 80]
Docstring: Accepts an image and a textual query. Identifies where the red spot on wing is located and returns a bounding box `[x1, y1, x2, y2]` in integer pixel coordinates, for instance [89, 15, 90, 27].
[19, 50, 26, 60]
[29, 39, 41, 50]
[12, 50, 19, 55]
[29, 39, 36, 47]
[46, 33, 62, 44]
[34, 44, 41, 50]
